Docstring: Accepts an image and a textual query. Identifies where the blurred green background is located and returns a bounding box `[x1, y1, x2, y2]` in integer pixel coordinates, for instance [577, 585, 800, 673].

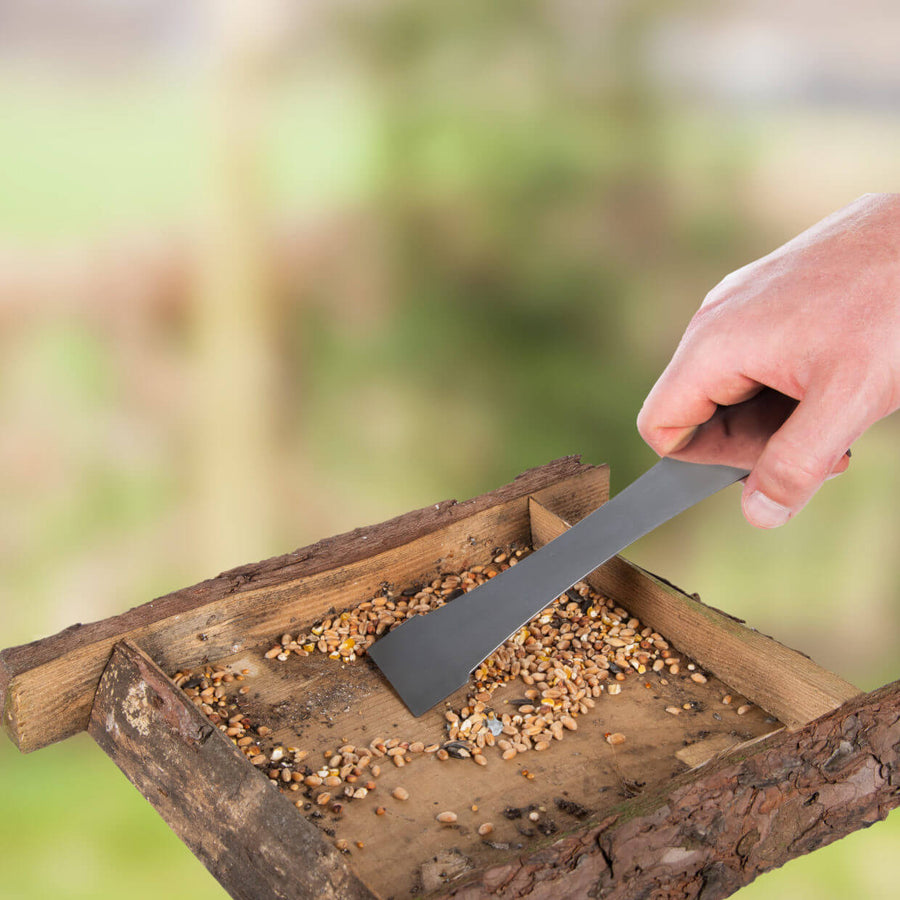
[2, 1, 900, 897]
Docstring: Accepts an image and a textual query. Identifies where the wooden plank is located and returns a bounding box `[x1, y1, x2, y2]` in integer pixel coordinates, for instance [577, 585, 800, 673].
[528, 498, 860, 730]
[186, 630, 779, 898]
[89, 640, 374, 900]
[441, 678, 900, 899]
[2, 458, 609, 753]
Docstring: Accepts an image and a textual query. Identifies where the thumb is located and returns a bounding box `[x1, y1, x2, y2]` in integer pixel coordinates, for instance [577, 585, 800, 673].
[741, 391, 855, 529]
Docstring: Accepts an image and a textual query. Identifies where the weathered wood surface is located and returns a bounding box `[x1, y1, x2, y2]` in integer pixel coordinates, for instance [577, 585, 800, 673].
[2, 457, 609, 753]
[443, 678, 900, 900]
[195, 631, 780, 898]
[529, 498, 860, 730]
[89, 640, 375, 900]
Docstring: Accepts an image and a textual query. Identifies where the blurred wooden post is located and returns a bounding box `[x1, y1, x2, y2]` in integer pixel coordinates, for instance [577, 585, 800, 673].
[191, 0, 284, 572]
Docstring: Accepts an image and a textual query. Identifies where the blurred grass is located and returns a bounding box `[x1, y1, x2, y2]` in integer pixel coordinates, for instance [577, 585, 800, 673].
[2, 15, 900, 898]
[0, 80, 200, 238]
[0, 75, 374, 239]
[0, 736, 222, 899]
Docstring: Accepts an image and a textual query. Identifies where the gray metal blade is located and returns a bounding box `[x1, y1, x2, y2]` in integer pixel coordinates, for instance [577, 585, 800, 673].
[368, 458, 749, 716]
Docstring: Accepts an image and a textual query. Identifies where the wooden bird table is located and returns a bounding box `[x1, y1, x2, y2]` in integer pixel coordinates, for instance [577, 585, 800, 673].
[2, 458, 898, 899]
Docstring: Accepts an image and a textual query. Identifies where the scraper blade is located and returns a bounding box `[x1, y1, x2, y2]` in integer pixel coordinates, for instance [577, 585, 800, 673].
[368, 458, 748, 716]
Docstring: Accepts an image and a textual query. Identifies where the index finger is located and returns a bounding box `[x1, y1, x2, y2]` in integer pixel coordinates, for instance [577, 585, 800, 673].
[637, 351, 762, 455]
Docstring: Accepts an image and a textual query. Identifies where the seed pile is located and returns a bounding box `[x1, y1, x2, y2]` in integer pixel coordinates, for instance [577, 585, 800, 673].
[173, 545, 753, 853]
[171, 666, 294, 771]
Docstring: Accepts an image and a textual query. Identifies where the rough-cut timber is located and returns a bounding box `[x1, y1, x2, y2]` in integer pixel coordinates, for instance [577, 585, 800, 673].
[2, 457, 609, 753]
[443, 679, 900, 900]
[89, 641, 375, 900]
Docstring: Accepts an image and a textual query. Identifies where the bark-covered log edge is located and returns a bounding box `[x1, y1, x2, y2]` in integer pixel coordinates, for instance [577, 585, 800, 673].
[443, 679, 900, 900]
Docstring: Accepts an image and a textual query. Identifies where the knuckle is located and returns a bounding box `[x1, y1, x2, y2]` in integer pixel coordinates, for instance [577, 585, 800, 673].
[762, 443, 830, 500]
[687, 294, 731, 337]
[701, 267, 744, 308]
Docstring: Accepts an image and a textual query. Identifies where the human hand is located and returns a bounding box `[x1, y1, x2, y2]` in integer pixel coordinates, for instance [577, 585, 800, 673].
[637, 193, 900, 528]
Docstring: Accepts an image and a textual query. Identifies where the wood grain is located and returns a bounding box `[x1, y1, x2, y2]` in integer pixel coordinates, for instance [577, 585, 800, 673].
[89, 641, 374, 900]
[192, 632, 779, 898]
[528, 497, 860, 730]
[2, 458, 609, 753]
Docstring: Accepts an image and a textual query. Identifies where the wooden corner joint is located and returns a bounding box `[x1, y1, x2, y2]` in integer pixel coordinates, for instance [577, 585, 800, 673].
[91, 640, 213, 749]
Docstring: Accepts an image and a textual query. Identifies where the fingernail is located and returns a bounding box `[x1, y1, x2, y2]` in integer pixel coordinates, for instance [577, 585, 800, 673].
[825, 471, 844, 481]
[661, 426, 698, 455]
[744, 491, 791, 529]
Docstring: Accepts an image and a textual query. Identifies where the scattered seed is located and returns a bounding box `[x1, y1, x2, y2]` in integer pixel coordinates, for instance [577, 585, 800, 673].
[392, 787, 409, 801]
[436, 811, 458, 824]
[177, 546, 718, 836]
[606, 732, 626, 745]
[665, 706, 681, 716]
[478, 822, 494, 836]
[737, 704, 751, 716]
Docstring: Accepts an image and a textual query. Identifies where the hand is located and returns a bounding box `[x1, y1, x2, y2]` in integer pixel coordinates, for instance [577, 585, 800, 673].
[637, 193, 900, 528]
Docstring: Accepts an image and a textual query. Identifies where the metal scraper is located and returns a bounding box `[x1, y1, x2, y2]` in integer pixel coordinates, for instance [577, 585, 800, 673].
[368, 457, 749, 716]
